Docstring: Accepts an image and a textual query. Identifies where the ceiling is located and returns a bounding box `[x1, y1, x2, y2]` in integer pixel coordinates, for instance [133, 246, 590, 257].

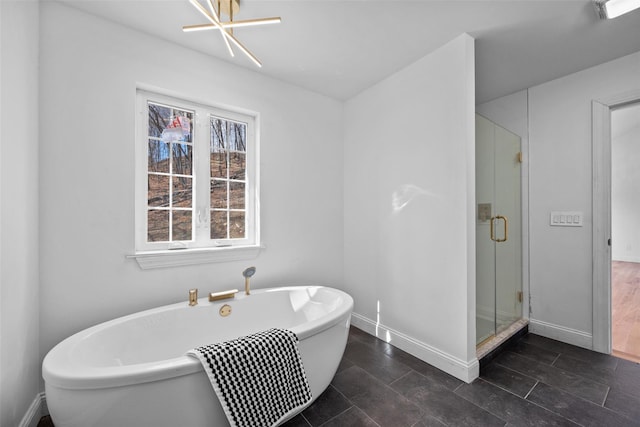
[55, 0, 640, 104]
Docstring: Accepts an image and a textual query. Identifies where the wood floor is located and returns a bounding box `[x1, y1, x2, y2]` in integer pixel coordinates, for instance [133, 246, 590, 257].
[612, 261, 640, 363]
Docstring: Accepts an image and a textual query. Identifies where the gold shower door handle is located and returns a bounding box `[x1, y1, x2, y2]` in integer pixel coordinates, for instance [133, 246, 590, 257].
[490, 215, 508, 242]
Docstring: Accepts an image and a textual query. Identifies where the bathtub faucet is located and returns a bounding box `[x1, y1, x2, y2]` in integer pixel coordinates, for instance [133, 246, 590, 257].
[243, 266, 256, 295]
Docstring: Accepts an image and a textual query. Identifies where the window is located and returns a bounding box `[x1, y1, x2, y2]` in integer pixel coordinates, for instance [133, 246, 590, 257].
[135, 90, 259, 262]
[210, 116, 248, 240]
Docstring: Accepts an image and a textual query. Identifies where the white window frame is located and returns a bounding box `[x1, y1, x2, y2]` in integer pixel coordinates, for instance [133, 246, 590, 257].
[132, 89, 261, 269]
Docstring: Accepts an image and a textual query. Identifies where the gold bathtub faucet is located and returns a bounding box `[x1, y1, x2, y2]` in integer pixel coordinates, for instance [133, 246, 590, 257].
[208, 289, 238, 302]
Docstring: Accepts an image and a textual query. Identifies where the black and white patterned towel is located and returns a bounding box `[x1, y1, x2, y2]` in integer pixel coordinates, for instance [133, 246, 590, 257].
[188, 328, 312, 427]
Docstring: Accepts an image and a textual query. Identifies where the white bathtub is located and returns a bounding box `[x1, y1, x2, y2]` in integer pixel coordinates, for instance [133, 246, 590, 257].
[43, 286, 353, 427]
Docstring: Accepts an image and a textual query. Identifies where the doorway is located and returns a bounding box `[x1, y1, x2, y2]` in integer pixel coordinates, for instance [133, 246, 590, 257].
[475, 114, 523, 346]
[611, 102, 640, 362]
[592, 89, 640, 355]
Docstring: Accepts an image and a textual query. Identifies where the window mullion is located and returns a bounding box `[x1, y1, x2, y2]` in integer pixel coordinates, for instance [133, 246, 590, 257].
[226, 142, 231, 240]
[194, 111, 210, 245]
[168, 144, 174, 242]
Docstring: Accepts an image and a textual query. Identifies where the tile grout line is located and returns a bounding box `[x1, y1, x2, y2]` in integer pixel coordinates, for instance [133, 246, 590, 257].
[524, 337, 602, 366]
[310, 381, 357, 426]
[351, 404, 381, 427]
[522, 387, 584, 427]
[612, 355, 622, 372]
[301, 412, 312, 426]
[452, 381, 465, 393]
[525, 378, 633, 425]
[315, 405, 355, 427]
[600, 386, 611, 408]
[499, 347, 560, 367]
[328, 382, 353, 405]
[332, 365, 418, 426]
[478, 375, 533, 400]
[499, 349, 613, 402]
[489, 361, 540, 384]
[332, 330, 640, 427]
[452, 379, 509, 426]
[389, 368, 419, 388]
[523, 380, 538, 400]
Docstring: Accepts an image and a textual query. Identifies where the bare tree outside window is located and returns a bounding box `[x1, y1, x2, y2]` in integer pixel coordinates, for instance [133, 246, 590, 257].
[137, 90, 257, 254]
[210, 116, 247, 240]
[146, 102, 194, 242]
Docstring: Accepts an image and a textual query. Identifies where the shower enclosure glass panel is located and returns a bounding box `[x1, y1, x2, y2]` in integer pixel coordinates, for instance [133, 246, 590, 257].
[476, 114, 522, 345]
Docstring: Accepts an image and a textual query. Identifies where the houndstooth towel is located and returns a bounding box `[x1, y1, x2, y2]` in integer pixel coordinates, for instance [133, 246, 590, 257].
[188, 328, 313, 427]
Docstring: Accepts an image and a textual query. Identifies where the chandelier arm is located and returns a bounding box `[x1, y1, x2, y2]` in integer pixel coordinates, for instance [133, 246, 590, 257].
[190, 0, 234, 56]
[206, 0, 234, 56]
[187, 0, 266, 67]
[183, 17, 281, 32]
[224, 32, 262, 67]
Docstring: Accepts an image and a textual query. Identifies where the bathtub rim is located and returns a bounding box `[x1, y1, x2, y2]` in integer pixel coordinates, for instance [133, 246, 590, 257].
[43, 285, 353, 391]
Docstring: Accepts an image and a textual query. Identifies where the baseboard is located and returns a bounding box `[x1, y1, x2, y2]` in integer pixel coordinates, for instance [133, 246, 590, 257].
[529, 319, 593, 350]
[350, 313, 479, 383]
[19, 392, 46, 427]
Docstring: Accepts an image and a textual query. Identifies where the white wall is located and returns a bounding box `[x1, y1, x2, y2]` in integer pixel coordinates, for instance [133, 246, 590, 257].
[612, 103, 640, 262]
[344, 34, 477, 381]
[478, 50, 640, 348]
[0, 1, 41, 425]
[39, 1, 344, 369]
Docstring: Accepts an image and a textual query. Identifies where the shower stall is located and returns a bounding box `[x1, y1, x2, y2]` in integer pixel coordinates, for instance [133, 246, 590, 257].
[475, 114, 523, 346]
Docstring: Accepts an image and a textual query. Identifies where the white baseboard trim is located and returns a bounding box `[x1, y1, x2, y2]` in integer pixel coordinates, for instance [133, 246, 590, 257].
[529, 319, 593, 350]
[350, 313, 479, 383]
[19, 392, 46, 427]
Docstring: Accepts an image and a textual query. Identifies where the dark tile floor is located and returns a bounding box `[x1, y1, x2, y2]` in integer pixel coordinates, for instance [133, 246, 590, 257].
[282, 327, 640, 427]
[38, 326, 640, 427]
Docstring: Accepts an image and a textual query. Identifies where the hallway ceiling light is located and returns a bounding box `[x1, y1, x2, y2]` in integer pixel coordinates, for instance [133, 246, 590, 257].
[594, 0, 640, 19]
[184, 0, 281, 67]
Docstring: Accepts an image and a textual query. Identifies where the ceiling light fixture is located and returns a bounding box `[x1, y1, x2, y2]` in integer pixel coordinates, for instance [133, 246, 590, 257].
[184, 0, 281, 67]
[594, 0, 640, 19]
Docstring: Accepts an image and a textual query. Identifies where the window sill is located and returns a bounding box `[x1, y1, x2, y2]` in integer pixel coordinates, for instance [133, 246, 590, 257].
[128, 245, 264, 270]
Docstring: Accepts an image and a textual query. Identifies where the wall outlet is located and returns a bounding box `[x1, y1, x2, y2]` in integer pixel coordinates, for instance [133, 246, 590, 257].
[550, 211, 583, 227]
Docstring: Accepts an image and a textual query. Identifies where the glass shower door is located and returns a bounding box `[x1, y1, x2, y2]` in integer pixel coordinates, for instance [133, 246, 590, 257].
[476, 114, 522, 345]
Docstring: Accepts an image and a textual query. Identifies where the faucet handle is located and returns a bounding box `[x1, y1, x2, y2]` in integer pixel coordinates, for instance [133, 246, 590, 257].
[189, 288, 198, 306]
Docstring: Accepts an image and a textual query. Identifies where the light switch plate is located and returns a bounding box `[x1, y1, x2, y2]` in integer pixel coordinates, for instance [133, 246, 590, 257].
[550, 211, 583, 227]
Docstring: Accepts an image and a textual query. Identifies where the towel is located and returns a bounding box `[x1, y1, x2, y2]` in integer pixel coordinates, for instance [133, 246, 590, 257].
[188, 328, 312, 427]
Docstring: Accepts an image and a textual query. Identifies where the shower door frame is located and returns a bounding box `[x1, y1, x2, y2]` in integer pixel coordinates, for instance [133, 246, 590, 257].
[475, 113, 528, 346]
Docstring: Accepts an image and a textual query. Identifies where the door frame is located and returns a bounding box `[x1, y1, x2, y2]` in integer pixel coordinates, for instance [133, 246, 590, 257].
[592, 89, 640, 353]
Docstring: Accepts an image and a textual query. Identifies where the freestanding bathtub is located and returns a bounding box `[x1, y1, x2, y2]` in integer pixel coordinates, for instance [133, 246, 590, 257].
[43, 286, 353, 427]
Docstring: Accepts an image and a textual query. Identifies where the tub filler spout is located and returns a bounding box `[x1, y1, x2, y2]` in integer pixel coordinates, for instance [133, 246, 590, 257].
[208, 289, 238, 302]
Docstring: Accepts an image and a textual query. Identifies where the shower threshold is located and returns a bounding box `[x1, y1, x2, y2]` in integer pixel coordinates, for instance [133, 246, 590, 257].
[476, 318, 529, 365]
